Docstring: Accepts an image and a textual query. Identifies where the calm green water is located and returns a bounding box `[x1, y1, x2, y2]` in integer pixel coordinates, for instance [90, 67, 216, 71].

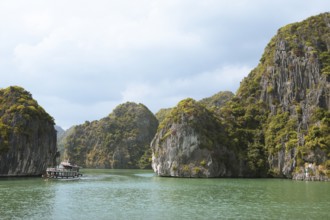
[0, 169, 329, 220]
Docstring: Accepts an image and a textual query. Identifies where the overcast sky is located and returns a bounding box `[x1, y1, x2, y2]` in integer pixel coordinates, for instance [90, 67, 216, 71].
[1, 1, 329, 129]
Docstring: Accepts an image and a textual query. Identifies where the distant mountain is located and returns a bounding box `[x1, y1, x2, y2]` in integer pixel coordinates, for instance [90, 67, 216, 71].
[64, 102, 158, 169]
[55, 125, 65, 141]
[0, 86, 57, 176]
[55, 125, 75, 161]
[151, 13, 330, 180]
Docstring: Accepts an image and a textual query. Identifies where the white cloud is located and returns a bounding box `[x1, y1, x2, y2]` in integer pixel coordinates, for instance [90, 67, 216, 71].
[35, 94, 119, 129]
[120, 65, 252, 112]
[121, 83, 153, 103]
[1, 0, 329, 128]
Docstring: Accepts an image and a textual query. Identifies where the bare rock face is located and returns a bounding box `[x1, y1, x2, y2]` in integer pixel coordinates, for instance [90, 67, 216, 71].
[0, 86, 57, 176]
[151, 98, 239, 177]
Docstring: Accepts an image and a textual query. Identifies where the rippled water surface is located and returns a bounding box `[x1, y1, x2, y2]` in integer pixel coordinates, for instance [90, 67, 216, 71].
[0, 169, 329, 219]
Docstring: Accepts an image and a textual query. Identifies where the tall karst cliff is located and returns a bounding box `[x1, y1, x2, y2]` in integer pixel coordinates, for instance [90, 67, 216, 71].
[238, 12, 330, 180]
[152, 13, 330, 180]
[64, 102, 158, 169]
[0, 86, 57, 176]
[152, 98, 240, 177]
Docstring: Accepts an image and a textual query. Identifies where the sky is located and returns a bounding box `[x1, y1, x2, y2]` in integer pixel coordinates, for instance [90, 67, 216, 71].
[1, 0, 329, 129]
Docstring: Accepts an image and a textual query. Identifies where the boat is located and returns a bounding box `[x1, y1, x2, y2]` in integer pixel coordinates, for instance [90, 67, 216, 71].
[45, 161, 82, 179]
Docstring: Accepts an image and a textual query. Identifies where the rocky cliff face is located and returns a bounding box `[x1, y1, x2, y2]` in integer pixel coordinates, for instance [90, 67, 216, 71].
[64, 102, 158, 169]
[257, 13, 330, 180]
[151, 98, 240, 177]
[230, 13, 330, 180]
[151, 13, 329, 180]
[0, 86, 57, 176]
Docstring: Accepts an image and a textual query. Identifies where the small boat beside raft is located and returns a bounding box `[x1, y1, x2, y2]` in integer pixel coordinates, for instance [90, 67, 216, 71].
[45, 161, 82, 179]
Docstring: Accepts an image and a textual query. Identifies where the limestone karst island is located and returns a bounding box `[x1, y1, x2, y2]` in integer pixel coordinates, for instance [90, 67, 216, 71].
[1, 13, 329, 181]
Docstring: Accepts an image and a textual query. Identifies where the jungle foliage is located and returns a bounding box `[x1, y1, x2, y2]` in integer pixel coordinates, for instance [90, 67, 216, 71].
[64, 102, 158, 169]
[0, 86, 54, 154]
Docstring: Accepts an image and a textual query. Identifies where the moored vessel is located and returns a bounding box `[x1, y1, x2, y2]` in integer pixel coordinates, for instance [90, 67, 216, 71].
[45, 161, 82, 179]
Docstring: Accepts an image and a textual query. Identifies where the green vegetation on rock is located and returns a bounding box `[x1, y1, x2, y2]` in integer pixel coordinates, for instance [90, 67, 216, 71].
[152, 97, 241, 177]
[161, 98, 227, 150]
[155, 108, 172, 124]
[64, 102, 158, 169]
[151, 13, 330, 180]
[199, 91, 234, 113]
[223, 12, 330, 179]
[0, 86, 55, 154]
[0, 86, 57, 176]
